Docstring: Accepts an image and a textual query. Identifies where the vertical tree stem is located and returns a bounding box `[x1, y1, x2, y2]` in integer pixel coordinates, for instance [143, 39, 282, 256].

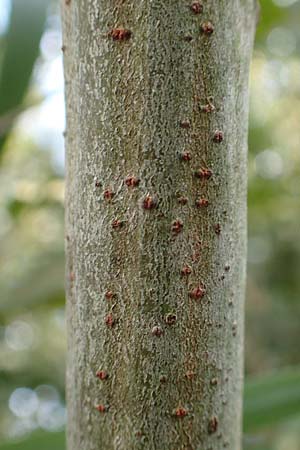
[62, 1, 256, 448]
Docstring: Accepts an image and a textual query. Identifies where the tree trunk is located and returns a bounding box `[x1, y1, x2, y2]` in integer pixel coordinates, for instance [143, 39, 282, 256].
[62, 1, 256, 449]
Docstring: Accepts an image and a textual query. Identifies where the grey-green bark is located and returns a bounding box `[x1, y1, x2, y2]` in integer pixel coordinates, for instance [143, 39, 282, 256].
[62, 1, 256, 449]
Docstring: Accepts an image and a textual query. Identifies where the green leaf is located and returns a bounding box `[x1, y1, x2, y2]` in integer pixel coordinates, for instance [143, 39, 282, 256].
[244, 366, 300, 431]
[0, 432, 65, 450]
[0, 0, 48, 152]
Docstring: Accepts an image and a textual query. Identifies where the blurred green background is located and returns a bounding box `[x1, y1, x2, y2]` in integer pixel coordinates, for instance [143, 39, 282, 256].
[0, 0, 299, 449]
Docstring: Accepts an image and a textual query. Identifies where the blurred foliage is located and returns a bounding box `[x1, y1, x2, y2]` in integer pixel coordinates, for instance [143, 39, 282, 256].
[244, 367, 300, 432]
[0, 0, 300, 449]
[0, 431, 64, 450]
[0, 0, 48, 153]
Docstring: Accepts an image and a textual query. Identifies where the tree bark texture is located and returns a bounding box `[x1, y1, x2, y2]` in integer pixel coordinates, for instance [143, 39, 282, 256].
[62, 1, 256, 449]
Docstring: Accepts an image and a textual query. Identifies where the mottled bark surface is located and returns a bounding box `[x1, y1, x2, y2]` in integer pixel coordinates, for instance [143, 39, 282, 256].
[62, 1, 256, 449]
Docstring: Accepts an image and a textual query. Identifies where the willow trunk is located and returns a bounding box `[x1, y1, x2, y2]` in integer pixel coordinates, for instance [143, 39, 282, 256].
[62, 1, 256, 449]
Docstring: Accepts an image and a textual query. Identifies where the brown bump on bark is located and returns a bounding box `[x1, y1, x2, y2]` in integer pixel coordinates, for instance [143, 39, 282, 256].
[196, 198, 209, 208]
[151, 325, 163, 337]
[195, 168, 213, 179]
[189, 285, 206, 300]
[213, 130, 224, 143]
[104, 189, 115, 200]
[105, 290, 115, 300]
[201, 21, 214, 35]
[178, 196, 188, 205]
[181, 265, 192, 276]
[214, 223, 221, 235]
[65, 0, 71, 5]
[142, 195, 157, 210]
[125, 176, 140, 187]
[232, 321, 237, 336]
[61, 45, 66, 52]
[200, 102, 216, 113]
[174, 407, 188, 418]
[185, 370, 195, 380]
[96, 370, 108, 380]
[165, 313, 177, 325]
[112, 219, 124, 229]
[171, 220, 183, 234]
[69, 271, 75, 282]
[160, 375, 167, 383]
[210, 377, 218, 386]
[180, 120, 191, 129]
[208, 416, 218, 434]
[190, 1, 203, 14]
[96, 404, 107, 413]
[109, 28, 132, 41]
[181, 151, 192, 161]
[105, 314, 115, 328]
[183, 35, 193, 42]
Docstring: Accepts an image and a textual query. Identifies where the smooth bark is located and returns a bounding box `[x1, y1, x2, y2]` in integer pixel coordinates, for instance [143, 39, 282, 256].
[62, 1, 256, 449]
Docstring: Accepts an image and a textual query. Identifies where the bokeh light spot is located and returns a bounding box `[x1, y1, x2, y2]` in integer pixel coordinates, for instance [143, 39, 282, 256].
[9, 388, 39, 418]
[255, 150, 283, 179]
